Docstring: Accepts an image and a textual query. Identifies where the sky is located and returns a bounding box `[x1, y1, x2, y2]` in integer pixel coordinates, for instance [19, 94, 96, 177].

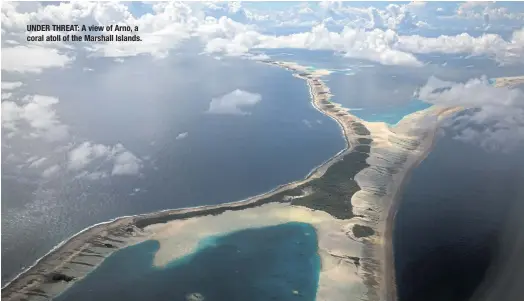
[1, 0, 524, 182]
[2, 1, 524, 69]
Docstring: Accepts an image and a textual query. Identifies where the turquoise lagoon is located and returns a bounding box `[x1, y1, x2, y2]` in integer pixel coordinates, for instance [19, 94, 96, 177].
[347, 100, 432, 125]
[55, 222, 320, 301]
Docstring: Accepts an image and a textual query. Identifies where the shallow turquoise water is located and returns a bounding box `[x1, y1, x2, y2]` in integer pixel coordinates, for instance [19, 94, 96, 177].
[55, 222, 320, 301]
[2, 55, 346, 284]
[348, 99, 432, 125]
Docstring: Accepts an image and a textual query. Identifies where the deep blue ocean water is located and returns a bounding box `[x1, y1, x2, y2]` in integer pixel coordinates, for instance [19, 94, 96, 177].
[394, 130, 524, 301]
[4, 47, 524, 290]
[55, 222, 320, 301]
[1, 54, 344, 284]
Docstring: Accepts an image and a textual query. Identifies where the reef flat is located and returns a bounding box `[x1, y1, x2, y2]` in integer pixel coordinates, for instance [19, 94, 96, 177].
[493, 76, 524, 88]
[53, 222, 321, 301]
[262, 61, 465, 300]
[3, 61, 517, 301]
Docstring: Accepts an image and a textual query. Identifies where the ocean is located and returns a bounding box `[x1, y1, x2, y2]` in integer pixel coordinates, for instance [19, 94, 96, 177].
[54, 222, 320, 301]
[393, 127, 524, 301]
[1, 53, 344, 284]
[4, 49, 523, 295]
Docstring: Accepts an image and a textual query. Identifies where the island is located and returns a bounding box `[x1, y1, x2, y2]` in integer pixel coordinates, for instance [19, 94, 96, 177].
[2, 61, 519, 301]
[492, 76, 524, 88]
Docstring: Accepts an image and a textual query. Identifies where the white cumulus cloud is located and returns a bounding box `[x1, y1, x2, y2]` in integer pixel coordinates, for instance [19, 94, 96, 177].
[2, 1, 522, 67]
[176, 132, 189, 140]
[207, 89, 262, 115]
[416, 76, 524, 153]
[68, 142, 112, 170]
[1, 95, 69, 141]
[204, 24, 423, 66]
[112, 150, 142, 176]
[1, 46, 73, 73]
[397, 27, 524, 64]
[1, 81, 23, 90]
[68, 142, 143, 176]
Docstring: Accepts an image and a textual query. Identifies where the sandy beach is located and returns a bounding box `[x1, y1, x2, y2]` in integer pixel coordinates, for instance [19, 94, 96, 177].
[379, 106, 465, 300]
[1, 60, 367, 301]
[4, 59, 520, 301]
[493, 76, 524, 88]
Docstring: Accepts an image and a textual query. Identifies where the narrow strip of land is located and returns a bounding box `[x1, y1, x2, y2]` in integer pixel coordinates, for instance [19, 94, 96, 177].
[1, 60, 372, 301]
[493, 76, 524, 88]
[3, 62, 521, 301]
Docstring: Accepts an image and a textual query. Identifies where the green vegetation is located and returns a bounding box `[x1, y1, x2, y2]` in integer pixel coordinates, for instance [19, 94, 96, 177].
[352, 224, 375, 238]
[350, 122, 371, 135]
[357, 138, 373, 145]
[135, 122, 373, 228]
[291, 150, 370, 219]
[354, 145, 371, 153]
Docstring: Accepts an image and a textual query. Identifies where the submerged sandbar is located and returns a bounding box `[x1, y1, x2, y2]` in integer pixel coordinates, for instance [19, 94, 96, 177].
[54, 222, 321, 301]
[2, 59, 377, 301]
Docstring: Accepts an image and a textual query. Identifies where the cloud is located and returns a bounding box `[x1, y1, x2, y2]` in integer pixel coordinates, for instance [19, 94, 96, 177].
[267, 2, 426, 32]
[27, 157, 47, 168]
[1, 1, 190, 59]
[207, 89, 262, 115]
[416, 76, 522, 107]
[1, 95, 69, 141]
[0, 1, 424, 66]
[455, 2, 524, 21]
[75, 170, 108, 180]
[247, 53, 271, 61]
[68, 142, 142, 176]
[68, 142, 112, 170]
[202, 23, 422, 66]
[112, 150, 142, 176]
[367, 4, 424, 31]
[397, 27, 524, 64]
[416, 76, 524, 153]
[1, 90, 144, 180]
[1, 1, 255, 60]
[203, 19, 522, 66]
[1, 81, 23, 90]
[42, 164, 60, 178]
[176, 132, 189, 140]
[3, 1, 522, 67]
[303, 119, 313, 128]
[1, 46, 73, 73]
[42, 165, 60, 178]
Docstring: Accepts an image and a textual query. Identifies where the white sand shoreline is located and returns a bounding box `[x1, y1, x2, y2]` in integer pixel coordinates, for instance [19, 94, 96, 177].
[4, 59, 519, 301]
[1, 60, 358, 301]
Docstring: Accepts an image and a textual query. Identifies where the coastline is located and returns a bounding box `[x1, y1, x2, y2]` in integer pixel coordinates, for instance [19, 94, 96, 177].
[1, 60, 362, 301]
[379, 74, 522, 299]
[493, 76, 524, 88]
[4, 59, 518, 301]
[379, 106, 464, 300]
